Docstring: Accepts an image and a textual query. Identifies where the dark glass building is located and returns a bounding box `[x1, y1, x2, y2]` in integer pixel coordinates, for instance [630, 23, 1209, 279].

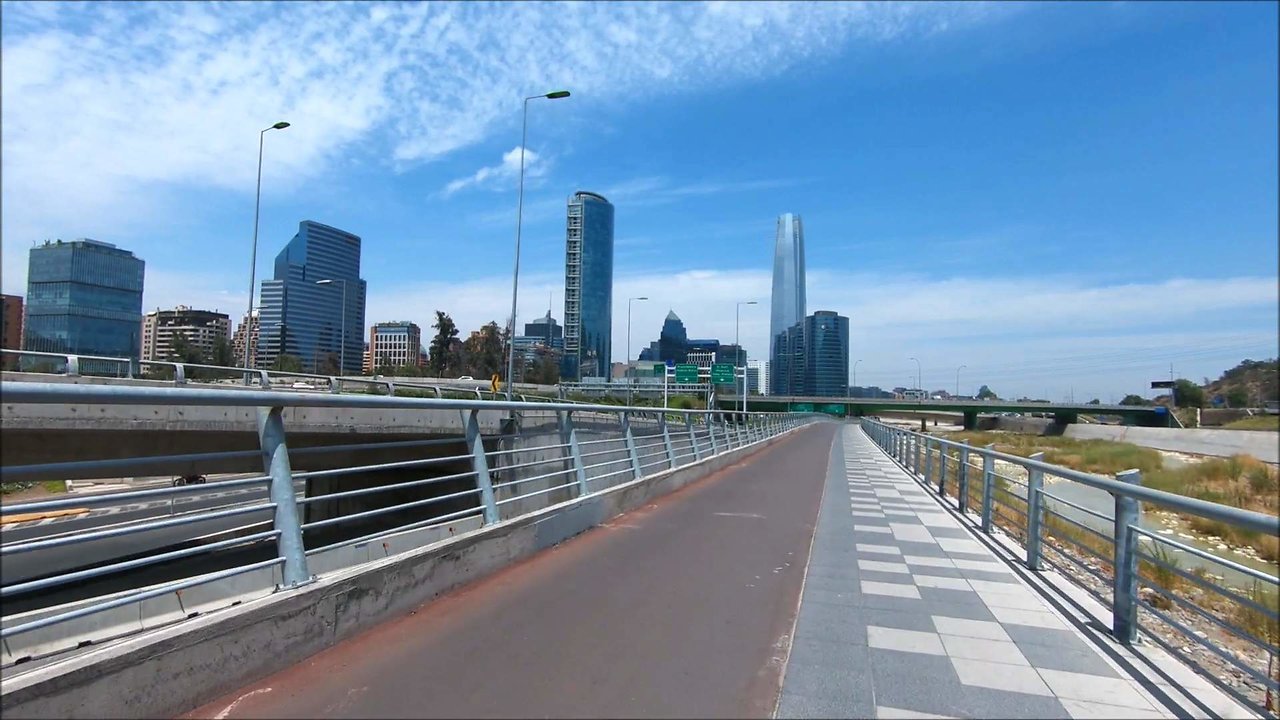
[562, 191, 614, 380]
[257, 220, 367, 374]
[769, 213, 806, 363]
[23, 239, 145, 366]
[770, 310, 849, 397]
[523, 311, 563, 350]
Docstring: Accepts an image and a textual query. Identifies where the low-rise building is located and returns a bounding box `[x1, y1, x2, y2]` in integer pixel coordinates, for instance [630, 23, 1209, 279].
[368, 321, 422, 372]
[141, 305, 231, 363]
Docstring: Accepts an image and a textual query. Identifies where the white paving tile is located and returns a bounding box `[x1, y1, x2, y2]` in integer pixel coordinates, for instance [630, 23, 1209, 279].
[890, 524, 935, 543]
[883, 509, 918, 517]
[931, 615, 1012, 641]
[903, 555, 954, 568]
[862, 580, 922, 599]
[950, 558, 1008, 572]
[1058, 699, 1166, 720]
[868, 625, 944, 655]
[876, 706, 957, 720]
[913, 574, 971, 591]
[856, 543, 902, 555]
[979, 590, 1049, 612]
[969, 579, 1030, 595]
[1037, 670, 1158, 710]
[936, 537, 988, 556]
[859, 559, 912, 574]
[939, 634, 1028, 665]
[853, 525, 893, 535]
[950, 657, 1052, 696]
[851, 511, 884, 518]
[916, 513, 960, 528]
[989, 605, 1067, 629]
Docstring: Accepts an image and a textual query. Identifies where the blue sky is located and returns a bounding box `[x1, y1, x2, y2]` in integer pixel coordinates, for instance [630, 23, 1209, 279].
[2, 1, 1276, 400]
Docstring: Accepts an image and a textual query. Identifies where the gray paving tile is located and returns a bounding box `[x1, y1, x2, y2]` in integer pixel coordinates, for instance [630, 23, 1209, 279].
[1003, 624, 1099, 651]
[1016, 639, 1120, 678]
[916, 586, 990, 608]
[802, 573, 860, 593]
[803, 587, 863, 607]
[927, 526, 977, 539]
[793, 609, 869, 647]
[856, 606, 938, 632]
[868, 649, 969, 718]
[955, 685, 1071, 719]
[776, 690, 871, 720]
[778, 651, 874, 716]
[806, 563, 861, 581]
[862, 569, 927, 585]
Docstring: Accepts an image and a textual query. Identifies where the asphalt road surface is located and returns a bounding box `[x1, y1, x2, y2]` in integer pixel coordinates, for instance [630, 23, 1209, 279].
[189, 423, 839, 719]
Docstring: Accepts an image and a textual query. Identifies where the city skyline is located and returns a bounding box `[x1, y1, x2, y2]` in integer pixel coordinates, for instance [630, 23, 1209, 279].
[1, 2, 1275, 400]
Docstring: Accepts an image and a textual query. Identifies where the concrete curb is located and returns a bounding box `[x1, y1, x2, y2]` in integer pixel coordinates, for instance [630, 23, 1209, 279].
[0, 508, 89, 525]
[0, 423, 821, 719]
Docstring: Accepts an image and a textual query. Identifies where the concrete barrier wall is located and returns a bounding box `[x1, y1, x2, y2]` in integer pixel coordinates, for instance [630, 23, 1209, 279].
[0, 422, 817, 719]
[1063, 424, 1278, 464]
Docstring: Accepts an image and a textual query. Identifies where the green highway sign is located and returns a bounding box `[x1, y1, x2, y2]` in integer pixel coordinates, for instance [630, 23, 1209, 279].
[674, 364, 699, 383]
[710, 363, 735, 384]
[652, 364, 666, 377]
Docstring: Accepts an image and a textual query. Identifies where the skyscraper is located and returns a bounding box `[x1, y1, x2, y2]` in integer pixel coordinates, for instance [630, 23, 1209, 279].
[256, 220, 367, 374]
[562, 191, 614, 380]
[801, 311, 849, 397]
[23, 239, 145, 367]
[770, 213, 806, 361]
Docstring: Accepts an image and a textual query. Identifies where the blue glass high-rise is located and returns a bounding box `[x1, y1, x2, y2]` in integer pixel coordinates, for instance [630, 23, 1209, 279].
[23, 239, 145, 370]
[562, 191, 614, 381]
[770, 213, 806, 393]
[256, 220, 367, 374]
[802, 311, 849, 397]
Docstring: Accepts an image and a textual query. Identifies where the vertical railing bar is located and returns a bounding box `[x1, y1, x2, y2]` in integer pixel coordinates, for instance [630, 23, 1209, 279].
[466, 409, 499, 524]
[257, 406, 310, 587]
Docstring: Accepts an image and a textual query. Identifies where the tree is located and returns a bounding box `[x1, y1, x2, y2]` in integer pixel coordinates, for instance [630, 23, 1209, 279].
[395, 363, 424, 378]
[462, 322, 505, 380]
[1120, 394, 1150, 406]
[976, 385, 997, 400]
[1087, 398, 1101, 405]
[1173, 379, 1206, 408]
[429, 311, 460, 378]
[1224, 387, 1250, 408]
[211, 335, 234, 367]
[271, 354, 303, 373]
[316, 352, 341, 376]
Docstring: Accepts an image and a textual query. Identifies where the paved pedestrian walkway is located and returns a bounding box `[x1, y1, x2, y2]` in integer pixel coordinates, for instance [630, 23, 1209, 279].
[777, 424, 1257, 720]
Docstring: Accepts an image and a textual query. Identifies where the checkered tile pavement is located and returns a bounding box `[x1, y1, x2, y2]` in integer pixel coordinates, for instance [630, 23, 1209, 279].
[776, 424, 1195, 720]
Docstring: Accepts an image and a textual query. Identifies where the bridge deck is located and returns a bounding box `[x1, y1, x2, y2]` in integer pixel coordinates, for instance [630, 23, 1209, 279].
[188, 425, 1253, 719]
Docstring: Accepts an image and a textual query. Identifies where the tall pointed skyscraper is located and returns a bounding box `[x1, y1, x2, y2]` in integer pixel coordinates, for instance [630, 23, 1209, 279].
[770, 213, 806, 360]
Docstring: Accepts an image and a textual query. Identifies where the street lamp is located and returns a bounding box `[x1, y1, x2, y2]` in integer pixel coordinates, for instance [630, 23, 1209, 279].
[852, 359, 862, 396]
[243, 121, 290, 378]
[909, 356, 922, 391]
[626, 296, 648, 406]
[955, 364, 967, 398]
[736, 300, 758, 414]
[505, 89, 571, 401]
[315, 279, 347, 375]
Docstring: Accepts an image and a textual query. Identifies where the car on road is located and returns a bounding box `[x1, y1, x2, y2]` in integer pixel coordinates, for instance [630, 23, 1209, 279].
[459, 375, 474, 380]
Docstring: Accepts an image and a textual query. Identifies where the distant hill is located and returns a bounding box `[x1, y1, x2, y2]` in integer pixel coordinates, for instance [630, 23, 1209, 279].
[1203, 358, 1279, 408]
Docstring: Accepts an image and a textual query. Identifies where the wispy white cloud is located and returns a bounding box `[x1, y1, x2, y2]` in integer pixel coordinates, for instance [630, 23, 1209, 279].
[442, 146, 548, 196]
[1, 0, 1002, 292]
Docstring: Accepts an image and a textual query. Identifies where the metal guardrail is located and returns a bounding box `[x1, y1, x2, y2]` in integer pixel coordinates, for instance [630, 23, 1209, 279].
[0, 381, 821, 664]
[0, 349, 563, 403]
[862, 419, 1279, 711]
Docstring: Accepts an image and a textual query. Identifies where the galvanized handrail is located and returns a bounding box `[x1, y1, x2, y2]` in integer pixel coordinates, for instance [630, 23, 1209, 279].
[1, 380, 819, 664]
[861, 418, 1279, 706]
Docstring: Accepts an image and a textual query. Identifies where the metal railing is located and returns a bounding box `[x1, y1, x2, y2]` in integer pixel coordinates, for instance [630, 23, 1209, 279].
[1, 348, 565, 403]
[0, 380, 820, 666]
[862, 419, 1279, 712]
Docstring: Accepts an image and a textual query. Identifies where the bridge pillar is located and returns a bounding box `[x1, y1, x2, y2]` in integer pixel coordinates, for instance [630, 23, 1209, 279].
[1053, 412, 1078, 425]
[962, 411, 978, 430]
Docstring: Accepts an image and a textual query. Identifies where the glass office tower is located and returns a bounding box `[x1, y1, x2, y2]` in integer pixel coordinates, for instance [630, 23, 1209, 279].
[562, 191, 614, 381]
[23, 239, 145, 367]
[257, 220, 367, 374]
[802, 311, 849, 397]
[769, 213, 806, 393]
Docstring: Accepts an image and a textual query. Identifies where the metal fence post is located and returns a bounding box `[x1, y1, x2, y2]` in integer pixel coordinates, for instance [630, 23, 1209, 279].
[938, 442, 948, 497]
[621, 411, 644, 480]
[466, 409, 499, 524]
[66, 355, 80, 377]
[686, 414, 702, 461]
[981, 444, 995, 534]
[257, 406, 310, 587]
[1113, 469, 1142, 643]
[924, 437, 933, 485]
[958, 440, 971, 514]
[1026, 451, 1046, 570]
[708, 414, 721, 455]
[558, 410, 588, 496]
[660, 413, 677, 469]
[914, 433, 922, 476]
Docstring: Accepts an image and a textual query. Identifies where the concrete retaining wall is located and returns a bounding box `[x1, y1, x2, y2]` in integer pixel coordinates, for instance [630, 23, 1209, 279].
[1063, 424, 1278, 464]
[0, 422, 817, 719]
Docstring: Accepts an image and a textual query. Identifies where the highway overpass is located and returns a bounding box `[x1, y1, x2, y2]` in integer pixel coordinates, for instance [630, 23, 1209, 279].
[719, 395, 1177, 428]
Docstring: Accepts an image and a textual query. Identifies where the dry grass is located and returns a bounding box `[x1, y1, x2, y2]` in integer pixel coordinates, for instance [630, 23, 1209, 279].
[937, 431, 1163, 476]
[1146, 455, 1280, 563]
[1224, 415, 1280, 431]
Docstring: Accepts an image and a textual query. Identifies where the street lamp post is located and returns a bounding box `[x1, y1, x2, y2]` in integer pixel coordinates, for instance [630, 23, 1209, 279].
[506, 89, 571, 401]
[736, 301, 757, 414]
[909, 356, 922, 391]
[955, 364, 966, 398]
[243, 121, 290, 379]
[852, 359, 862, 396]
[626, 296, 647, 406]
[316, 279, 347, 375]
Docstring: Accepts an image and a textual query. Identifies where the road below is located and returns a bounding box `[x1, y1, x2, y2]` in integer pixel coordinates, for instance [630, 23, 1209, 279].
[188, 422, 839, 719]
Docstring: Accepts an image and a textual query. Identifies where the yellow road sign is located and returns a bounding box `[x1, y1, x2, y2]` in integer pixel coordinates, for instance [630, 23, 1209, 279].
[491, 373, 501, 393]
